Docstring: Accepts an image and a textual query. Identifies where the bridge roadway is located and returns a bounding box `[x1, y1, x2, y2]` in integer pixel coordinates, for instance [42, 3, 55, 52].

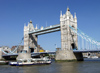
[2, 50, 100, 57]
[28, 24, 60, 35]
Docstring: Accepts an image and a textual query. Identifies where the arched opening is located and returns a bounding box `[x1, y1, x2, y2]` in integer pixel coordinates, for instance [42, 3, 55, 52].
[71, 43, 76, 50]
[30, 48, 34, 53]
[72, 25, 75, 28]
[5, 51, 8, 53]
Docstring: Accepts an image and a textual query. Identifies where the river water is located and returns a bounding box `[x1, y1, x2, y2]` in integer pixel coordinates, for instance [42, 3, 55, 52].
[0, 58, 100, 73]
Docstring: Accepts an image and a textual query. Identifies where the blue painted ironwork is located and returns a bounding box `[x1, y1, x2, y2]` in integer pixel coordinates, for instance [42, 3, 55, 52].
[69, 25, 100, 50]
[2, 50, 100, 57]
[33, 28, 60, 35]
[2, 37, 24, 55]
[28, 24, 60, 35]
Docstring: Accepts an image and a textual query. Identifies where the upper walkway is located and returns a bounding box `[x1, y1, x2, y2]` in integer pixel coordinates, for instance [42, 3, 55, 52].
[28, 24, 60, 35]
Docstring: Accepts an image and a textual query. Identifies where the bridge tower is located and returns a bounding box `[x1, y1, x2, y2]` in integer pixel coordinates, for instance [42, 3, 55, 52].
[24, 20, 38, 53]
[56, 7, 83, 61]
[17, 21, 38, 60]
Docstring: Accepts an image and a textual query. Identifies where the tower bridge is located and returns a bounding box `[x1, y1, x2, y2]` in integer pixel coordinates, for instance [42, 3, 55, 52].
[1, 7, 100, 61]
[22, 7, 83, 61]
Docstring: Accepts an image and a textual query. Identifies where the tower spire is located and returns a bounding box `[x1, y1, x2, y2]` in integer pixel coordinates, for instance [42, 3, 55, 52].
[30, 20, 32, 23]
[66, 7, 70, 16]
[74, 12, 77, 18]
[60, 11, 62, 17]
[67, 6, 70, 11]
[35, 24, 38, 29]
[74, 12, 77, 22]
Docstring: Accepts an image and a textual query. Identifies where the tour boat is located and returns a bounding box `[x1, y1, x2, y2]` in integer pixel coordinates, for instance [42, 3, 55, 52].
[91, 56, 98, 59]
[87, 56, 98, 59]
[0, 61, 9, 65]
[9, 57, 51, 66]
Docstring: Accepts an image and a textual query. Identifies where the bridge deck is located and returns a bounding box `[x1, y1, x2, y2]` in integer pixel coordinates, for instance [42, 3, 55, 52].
[2, 50, 100, 57]
[73, 50, 100, 53]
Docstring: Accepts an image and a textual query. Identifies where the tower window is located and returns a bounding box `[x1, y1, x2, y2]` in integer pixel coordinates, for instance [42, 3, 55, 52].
[72, 25, 75, 28]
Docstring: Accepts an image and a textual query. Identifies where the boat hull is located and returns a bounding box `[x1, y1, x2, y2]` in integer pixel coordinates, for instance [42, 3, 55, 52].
[0, 61, 9, 65]
[9, 62, 51, 66]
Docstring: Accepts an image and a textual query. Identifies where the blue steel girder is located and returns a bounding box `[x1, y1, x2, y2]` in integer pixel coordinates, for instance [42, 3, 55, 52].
[2, 50, 100, 57]
[73, 50, 100, 53]
[28, 24, 60, 35]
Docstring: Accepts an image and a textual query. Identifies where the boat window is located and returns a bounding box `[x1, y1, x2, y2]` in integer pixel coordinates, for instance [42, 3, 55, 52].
[24, 60, 27, 62]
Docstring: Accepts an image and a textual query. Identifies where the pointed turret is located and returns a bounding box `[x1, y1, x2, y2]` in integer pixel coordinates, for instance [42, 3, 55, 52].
[74, 13, 77, 19]
[41, 26, 44, 30]
[66, 7, 70, 15]
[66, 7, 71, 19]
[74, 12, 77, 22]
[28, 20, 34, 31]
[60, 11, 62, 17]
[60, 11, 63, 21]
[67, 7, 70, 11]
[24, 23, 27, 32]
[30, 20, 32, 23]
[35, 24, 38, 30]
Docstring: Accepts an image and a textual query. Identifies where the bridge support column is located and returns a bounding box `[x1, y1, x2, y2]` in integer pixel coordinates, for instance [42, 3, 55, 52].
[24, 21, 38, 53]
[16, 53, 31, 60]
[56, 50, 76, 61]
[55, 50, 83, 61]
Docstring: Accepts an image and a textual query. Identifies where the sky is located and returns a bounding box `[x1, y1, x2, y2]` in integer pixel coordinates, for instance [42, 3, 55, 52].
[0, 0, 100, 51]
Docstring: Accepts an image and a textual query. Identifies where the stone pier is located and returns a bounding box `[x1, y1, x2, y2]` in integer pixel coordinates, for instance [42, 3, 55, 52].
[55, 50, 83, 61]
[16, 53, 31, 60]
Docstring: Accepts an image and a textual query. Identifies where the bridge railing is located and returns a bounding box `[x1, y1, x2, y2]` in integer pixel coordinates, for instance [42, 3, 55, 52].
[69, 25, 100, 51]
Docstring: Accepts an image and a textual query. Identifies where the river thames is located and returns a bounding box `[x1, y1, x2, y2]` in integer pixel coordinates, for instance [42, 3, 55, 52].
[0, 58, 100, 73]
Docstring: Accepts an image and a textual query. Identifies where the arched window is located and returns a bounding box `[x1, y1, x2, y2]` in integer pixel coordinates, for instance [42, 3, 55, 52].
[72, 25, 75, 28]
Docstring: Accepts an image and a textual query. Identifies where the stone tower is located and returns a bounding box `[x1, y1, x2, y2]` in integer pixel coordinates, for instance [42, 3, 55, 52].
[17, 21, 38, 60]
[24, 20, 38, 53]
[56, 8, 83, 61]
[60, 7, 78, 51]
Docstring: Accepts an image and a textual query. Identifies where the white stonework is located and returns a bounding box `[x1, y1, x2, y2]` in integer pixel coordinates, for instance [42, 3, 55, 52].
[23, 8, 83, 61]
[60, 7, 78, 50]
[24, 20, 38, 53]
[56, 7, 83, 61]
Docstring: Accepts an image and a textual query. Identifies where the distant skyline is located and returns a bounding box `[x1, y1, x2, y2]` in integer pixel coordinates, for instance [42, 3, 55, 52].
[0, 0, 100, 51]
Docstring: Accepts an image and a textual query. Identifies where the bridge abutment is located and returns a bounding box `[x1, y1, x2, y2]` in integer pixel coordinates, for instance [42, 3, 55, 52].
[55, 50, 83, 61]
[55, 50, 76, 61]
[16, 53, 31, 60]
[0, 47, 3, 60]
